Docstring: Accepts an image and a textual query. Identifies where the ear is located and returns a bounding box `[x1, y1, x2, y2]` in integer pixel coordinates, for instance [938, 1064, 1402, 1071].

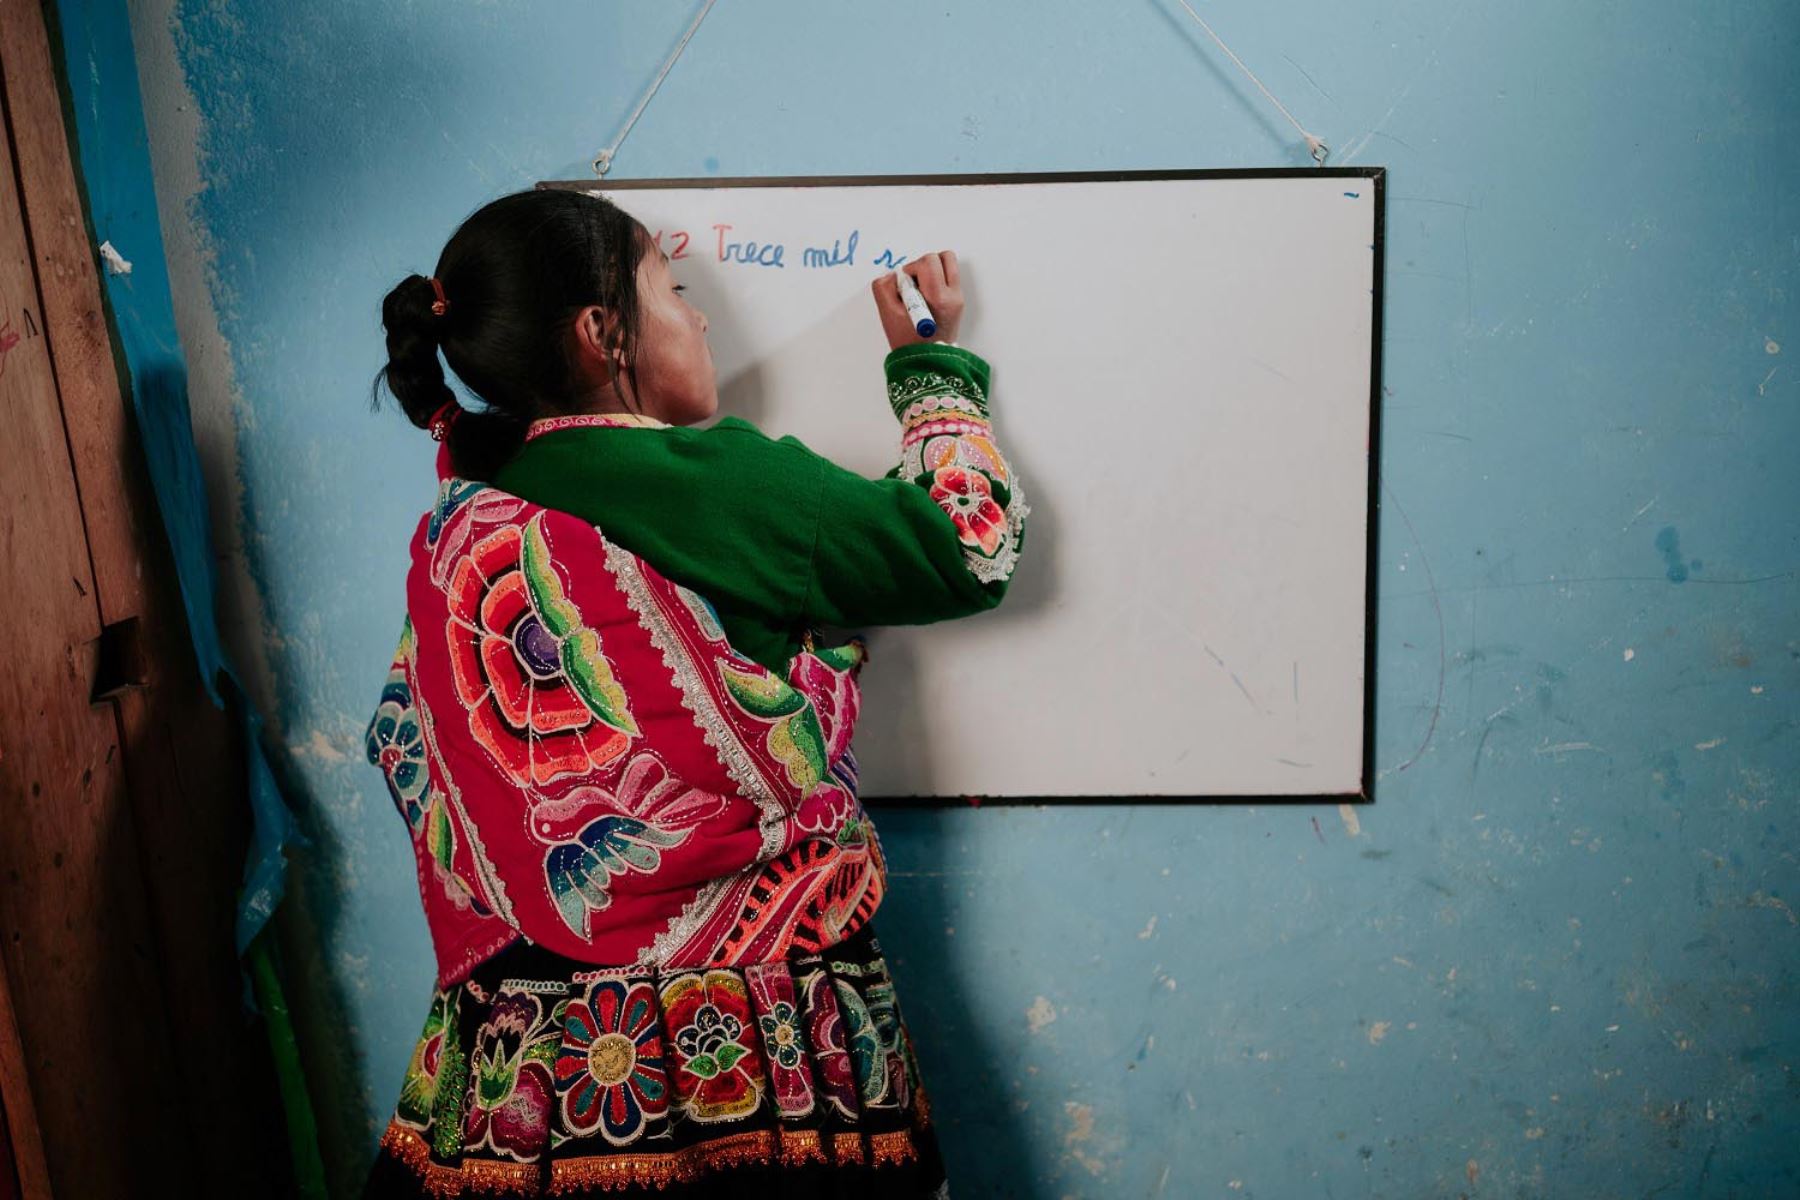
[570, 304, 626, 371]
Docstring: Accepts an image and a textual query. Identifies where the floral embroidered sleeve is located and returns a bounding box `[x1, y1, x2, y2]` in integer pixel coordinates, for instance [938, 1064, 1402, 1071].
[882, 343, 1026, 586]
[794, 342, 1029, 629]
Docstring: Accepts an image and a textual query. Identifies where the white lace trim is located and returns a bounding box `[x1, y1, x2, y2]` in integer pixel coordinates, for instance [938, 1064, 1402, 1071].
[599, 542, 787, 858]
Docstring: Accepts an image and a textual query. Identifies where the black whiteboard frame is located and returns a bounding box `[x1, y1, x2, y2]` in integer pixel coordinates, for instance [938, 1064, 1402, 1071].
[539, 167, 1387, 808]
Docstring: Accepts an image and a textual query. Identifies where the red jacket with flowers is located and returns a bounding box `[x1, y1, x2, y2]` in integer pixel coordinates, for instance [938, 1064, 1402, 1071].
[365, 447, 880, 987]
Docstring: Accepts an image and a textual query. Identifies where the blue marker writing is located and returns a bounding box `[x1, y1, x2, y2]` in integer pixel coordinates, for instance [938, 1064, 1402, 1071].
[893, 267, 936, 338]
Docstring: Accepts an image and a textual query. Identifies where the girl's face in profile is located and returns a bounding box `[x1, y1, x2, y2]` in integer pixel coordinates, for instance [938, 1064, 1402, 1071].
[569, 235, 717, 425]
[622, 241, 717, 425]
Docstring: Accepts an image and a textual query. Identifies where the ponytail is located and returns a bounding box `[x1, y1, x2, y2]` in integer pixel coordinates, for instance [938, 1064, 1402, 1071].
[372, 273, 454, 430]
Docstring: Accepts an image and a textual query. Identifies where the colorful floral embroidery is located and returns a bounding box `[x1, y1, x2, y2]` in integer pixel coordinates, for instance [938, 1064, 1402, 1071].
[661, 970, 766, 1124]
[797, 965, 859, 1121]
[555, 978, 669, 1146]
[787, 640, 864, 763]
[463, 989, 566, 1162]
[395, 987, 458, 1131]
[366, 661, 428, 830]
[832, 979, 889, 1108]
[432, 1001, 472, 1159]
[863, 975, 911, 1111]
[928, 466, 1007, 557]
[888, 359, 1028, 586]
[746, 962, 816, 1120]
[716, 663, 828, 792]
[445, 513, 639, 786]
[428, 478, 487, 546]
[377, 929, 939, 1190]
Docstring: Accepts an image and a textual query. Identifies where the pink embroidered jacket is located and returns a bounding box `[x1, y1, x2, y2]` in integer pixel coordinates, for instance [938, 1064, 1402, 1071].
[364, 446, 881, 987]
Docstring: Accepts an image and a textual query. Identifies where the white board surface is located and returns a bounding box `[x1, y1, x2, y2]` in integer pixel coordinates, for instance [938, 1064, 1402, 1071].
[565, 171, 1380, 798]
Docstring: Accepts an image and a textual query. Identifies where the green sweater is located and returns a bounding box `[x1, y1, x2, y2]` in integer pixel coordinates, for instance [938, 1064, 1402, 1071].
[492, 342, 1028, 673]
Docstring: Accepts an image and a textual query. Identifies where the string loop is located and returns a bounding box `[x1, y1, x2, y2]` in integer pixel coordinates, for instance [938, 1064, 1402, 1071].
[593, 0, 720, 177]
[1169, 0, 1329, 166]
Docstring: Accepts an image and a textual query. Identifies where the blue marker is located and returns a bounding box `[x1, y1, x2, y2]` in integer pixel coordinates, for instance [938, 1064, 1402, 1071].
[893, 267, 936, 338]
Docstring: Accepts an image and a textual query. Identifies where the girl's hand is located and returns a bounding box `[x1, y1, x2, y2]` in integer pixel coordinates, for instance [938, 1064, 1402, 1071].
[871, 250, 963, 350]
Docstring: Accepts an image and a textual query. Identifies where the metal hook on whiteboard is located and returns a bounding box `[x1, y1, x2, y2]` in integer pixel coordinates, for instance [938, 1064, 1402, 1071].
[592, 0, 719, 178]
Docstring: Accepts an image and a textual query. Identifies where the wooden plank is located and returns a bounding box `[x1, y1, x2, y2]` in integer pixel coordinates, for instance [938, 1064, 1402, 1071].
[0, 77, 180, 1199]
[0, 950, 49, 1200]
[0, 0, 289, 1190]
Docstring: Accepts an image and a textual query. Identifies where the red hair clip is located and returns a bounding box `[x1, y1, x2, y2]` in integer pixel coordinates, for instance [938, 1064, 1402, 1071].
[427, 399, 459, 441]
[428, 275, 449, 317]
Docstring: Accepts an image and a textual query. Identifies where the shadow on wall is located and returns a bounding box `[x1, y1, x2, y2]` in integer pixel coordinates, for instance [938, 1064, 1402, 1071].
[870, 810, 1050, 1200]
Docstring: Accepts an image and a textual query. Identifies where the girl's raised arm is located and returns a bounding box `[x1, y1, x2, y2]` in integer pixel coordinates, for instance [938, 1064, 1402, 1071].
[794, 341, 1029, 628]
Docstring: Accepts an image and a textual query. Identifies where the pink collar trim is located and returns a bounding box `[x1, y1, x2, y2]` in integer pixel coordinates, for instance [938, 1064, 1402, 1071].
[525, 412, 669, 442]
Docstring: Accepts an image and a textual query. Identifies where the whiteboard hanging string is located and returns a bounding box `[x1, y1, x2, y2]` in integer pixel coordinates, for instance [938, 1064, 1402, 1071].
[1169, 0, 1329, 166]
[593, 0, 719, 177]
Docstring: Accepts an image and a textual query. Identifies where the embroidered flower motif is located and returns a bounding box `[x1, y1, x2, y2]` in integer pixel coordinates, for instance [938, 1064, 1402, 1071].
[748, 963, 817, 1121]
[463, 991, 563, 1162]
[395, 987, 458, 1131]
[758, 999, 803, 1070]
[554, 978, 668, 1146]
[799, 966, 859, 1121]
[445, 513, 639, 786]
[365, 663, 427, 830]
[661, 970, 766, 1123]
[928, 466, 1006, 557]
[833, 978, 890, 1107]
[862, 976, 911, 1111]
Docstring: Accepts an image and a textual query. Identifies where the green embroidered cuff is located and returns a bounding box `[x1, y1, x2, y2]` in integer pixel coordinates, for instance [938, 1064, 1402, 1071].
[883, 342, 992, 422]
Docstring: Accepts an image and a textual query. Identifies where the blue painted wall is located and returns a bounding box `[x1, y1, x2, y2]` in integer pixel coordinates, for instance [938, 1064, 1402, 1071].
[127, 0, 1798, 1193]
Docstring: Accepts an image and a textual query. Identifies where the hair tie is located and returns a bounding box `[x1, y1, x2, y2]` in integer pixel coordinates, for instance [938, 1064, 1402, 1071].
[427, 399, 461, 441]
[428, 275, 449, 317]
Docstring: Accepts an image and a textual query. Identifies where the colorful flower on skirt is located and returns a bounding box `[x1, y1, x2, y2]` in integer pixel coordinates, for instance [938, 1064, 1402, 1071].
[554, 978, 669, 1147]
[463, 991, 563, 1162]
[747, 962, 816, 1120]
[799, 966, 859, 1121]
[863, 976, 911, 1111]
[661, 970, 766, 1124]
[833, 977, 902, 1109]
[365, 664, 428, 830]
[395, 988, 458, 1131]
[444, 514, 639, 787]
[928, 466, 1006, 556]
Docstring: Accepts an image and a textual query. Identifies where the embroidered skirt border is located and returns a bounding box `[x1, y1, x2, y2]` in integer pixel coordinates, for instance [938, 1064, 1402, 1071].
[362, 921, 947, 1198]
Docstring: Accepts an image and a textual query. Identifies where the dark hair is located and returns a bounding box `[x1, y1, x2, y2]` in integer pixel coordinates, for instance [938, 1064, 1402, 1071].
[371, 188, 650, 479]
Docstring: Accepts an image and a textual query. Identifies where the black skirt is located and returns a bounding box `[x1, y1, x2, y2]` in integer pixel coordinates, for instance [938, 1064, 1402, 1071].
[363, 920, 948, 1197]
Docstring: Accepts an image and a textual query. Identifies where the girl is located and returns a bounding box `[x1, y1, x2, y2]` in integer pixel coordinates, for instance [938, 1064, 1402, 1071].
[361, 188, 1026, 1198]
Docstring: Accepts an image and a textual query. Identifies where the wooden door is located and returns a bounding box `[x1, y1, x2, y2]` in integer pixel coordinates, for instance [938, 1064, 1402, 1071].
[0, 1, 289, 1194]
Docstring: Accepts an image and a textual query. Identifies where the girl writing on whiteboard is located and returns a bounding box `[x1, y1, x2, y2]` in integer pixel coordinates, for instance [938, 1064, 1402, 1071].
[361, 187, 1026, 1197]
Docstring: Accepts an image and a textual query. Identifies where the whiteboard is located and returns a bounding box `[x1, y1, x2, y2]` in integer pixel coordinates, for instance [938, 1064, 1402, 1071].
[545, 170, 1382, 799]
